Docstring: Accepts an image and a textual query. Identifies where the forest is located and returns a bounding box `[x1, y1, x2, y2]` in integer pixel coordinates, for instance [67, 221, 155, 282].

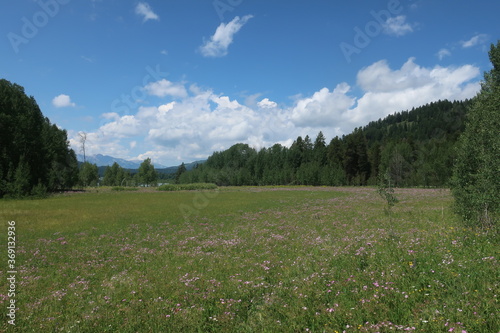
[178, 99, 471, 187]
[0, 79, 79, 198]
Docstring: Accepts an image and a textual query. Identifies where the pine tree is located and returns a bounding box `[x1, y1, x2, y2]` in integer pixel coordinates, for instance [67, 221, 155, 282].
[175, 163, 187, 183]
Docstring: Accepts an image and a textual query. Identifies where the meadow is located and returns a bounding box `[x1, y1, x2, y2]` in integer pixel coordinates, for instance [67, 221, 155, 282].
[0, 187, 498, 332]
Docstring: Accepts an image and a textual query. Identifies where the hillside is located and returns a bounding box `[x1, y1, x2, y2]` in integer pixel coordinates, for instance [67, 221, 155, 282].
[179, 99, 472, 187]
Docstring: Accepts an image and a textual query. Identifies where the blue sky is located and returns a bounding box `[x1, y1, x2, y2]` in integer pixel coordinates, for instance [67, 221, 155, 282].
[1, 0, 498, 166]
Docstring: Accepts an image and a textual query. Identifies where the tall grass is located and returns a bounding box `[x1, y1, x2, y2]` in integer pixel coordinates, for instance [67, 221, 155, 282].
[0, 187, 498, 332]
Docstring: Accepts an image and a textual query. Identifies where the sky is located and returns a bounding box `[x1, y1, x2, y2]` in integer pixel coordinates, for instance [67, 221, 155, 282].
[1, 0, 499, 167]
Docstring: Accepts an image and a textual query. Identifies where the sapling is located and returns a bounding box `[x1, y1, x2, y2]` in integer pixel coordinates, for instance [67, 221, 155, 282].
[377, 169, 399, 237]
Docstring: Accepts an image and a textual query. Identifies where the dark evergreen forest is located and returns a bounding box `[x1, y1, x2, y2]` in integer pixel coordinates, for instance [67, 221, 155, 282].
[179, 99, 472, 187]
[0, 79, 78, 198]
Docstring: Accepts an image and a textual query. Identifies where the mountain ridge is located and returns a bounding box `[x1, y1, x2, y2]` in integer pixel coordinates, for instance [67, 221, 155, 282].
[76, 154, 167, 169]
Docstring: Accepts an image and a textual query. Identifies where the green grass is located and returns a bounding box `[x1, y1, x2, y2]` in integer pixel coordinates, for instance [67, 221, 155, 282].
[158, 183, 218, 191]
[111, 186, 139, 192]
[0, 187, 498, 332]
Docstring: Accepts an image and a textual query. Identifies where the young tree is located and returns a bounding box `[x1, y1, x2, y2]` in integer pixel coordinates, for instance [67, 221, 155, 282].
[138, 158, 157, 186]
[79, 162, 99, 187]
[103, 162, 127, 186]
[452, 41, 500, 228]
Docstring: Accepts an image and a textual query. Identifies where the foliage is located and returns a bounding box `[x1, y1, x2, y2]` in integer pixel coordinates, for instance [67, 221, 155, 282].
[158, 183, 218, 191]
[1, 187, 497, 332]
[103, 162, 131, 186]
[0, 79, 78, 197]
[175, 162, 187, 183]
[79, 162, 99, 187]
[377, 170, 399, 211]
[181, 100, 470, 187]
[137, 158, 158, 186]
[452, 41, 500, 228]
[377, 169, 399, 236]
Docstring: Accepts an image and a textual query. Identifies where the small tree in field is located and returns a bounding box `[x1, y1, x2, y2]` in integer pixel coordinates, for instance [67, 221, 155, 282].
[138, 158, 157, 186]
[79, 162, 99, 187]
[452, 41, 500, 228]
[377, 169, 399, 236]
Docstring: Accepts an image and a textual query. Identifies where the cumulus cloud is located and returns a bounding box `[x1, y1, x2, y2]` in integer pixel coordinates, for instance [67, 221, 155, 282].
[143, 79, 188, 98]
[70, 58, 481, 166]
[258, 98, 278, 109]
[382, 15, 413, 36]
[135, 2, 159, 22]
[437, 48, 451, 60]
[291, 83, 356, 127]
[460, 34, 488, 48]
[346, 58, 480, 125]
[199, 15, 253, 57]
[52, 94, 76, 108]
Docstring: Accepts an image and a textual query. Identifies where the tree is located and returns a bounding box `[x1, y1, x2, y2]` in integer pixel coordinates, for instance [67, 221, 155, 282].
[79, 162, 99, 187]
[79, 132, 87, 163]
[344, 129, 370, 185]
[103, 162, 129, 186]
[0, 79, 78, 197]
[138, 158, 157, 186]
[175, 162, 187, 183]
[452, 41, 500, 228]
[313, 131, 327, 166]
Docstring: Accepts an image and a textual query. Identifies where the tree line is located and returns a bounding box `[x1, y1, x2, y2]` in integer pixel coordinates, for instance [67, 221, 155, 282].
[0, 79, 160, 197]
[178, 99, 470, 188]
[0, 80, 78, 197]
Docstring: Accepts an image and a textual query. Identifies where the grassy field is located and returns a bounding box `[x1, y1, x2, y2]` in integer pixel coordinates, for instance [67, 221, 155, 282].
[0, 187, 498, 332]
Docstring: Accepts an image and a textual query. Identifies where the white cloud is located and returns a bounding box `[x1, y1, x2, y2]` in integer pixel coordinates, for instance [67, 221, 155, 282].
[135, 2, 159, 22]
[346, 58, 480, 126]
[70, 59, 481, 166]
[143, 79, 188, 98]
[258, 98, 278, 109]
[382, 15, 413, 36]
[199, 15, 253, 57]
[356, 58, 432, 92]
[52, 94, 76, 108]
[99, 115, 142, 138]
[437, 48, 451, 60]
[461, 34, 488, 48]
[291, 83, 356, 127]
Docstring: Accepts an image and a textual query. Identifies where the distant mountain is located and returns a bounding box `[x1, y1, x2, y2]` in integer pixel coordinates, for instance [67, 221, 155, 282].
[77, 154, 167, 169]
[77, 154, 205, 175]
[156, 160, 206, 174]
